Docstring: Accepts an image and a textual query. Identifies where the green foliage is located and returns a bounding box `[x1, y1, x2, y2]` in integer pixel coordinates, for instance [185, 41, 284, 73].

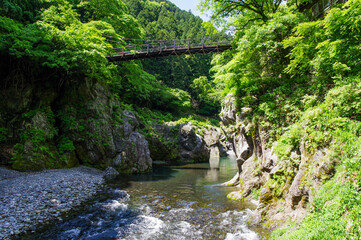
[116, 62, 156, 103]
[325, 82, 361, 120]
[206, 0, 361, 238]
[213, 10, 305, 107]
[284, 0, 361, 80]
[0, 128, 9, 142]
[199, 0, 284, 28]
[0, 0, 47, 22]
[1, 0, 221, 120]
[22, 109, 39, 119]
[114, 62, 192, 113]
[174, 115, 219, 129]
[73, 0, 144, 39]
[58, 136, 75, 154]
[191, 76, 221, 116]
[192, 76, 212, 100]
[274, 123, 302, 158]
[10, 105, 81, 170]
[270, 81, 361, 238]
[12, 127, 56, 170]
[167, 88, 191, 110]
[57, 108, 85, 133]
[135, 107, 174, 125]
[0, 0, 140, 84]
[123, 0, 220, 116]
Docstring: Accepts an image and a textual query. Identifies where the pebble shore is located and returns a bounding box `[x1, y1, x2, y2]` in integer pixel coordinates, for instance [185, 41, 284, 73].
[0, 166, 104, 239]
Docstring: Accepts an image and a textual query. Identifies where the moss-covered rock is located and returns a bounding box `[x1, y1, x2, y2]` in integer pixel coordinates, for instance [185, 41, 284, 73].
[147, 123, 180, 162]
[113, 131, 152, 174]
[11, 111, 79, 171]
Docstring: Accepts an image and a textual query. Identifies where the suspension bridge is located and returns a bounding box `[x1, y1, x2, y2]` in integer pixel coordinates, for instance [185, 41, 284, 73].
[106, 36, 233, 61]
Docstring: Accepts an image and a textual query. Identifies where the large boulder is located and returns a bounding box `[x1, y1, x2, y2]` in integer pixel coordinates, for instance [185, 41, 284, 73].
[103, 166, 119, 181]
[179, 123, 209, 162]
[203, 127, 224, 168]
[146, 121, 225, 166]
[147, 123, 180, 162]
[113, 132, 152, 173]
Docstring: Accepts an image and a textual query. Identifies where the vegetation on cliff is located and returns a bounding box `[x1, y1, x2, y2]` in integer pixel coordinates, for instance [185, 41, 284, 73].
[203, 0, 361, 238]
[0, 0, 215, 113]
[0, 0, 222, 171]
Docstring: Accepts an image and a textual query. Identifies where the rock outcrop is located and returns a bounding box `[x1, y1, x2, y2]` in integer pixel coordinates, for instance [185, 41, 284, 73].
[220, 93, 337, 230]
[146, 121, 226, 166]
[58, 81, 153, 174]
[103, 167, 119, 181]
[148, 123, 180, 162]
[113, 131, 152, 173]
[0, 78, 152, 174]
[179, 123, 209, 162]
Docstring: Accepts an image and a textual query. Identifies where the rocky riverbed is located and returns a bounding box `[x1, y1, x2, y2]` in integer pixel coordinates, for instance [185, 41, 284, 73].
[0, 166, 104, 240]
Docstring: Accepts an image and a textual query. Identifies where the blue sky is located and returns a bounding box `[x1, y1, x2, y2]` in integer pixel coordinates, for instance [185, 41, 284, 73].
[169, 0, 210, 21]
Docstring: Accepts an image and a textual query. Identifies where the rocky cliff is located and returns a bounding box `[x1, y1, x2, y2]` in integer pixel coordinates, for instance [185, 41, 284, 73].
[220, 93, 337, 229]
[0, 74, 227, 173]
[0, 77, 152, 174]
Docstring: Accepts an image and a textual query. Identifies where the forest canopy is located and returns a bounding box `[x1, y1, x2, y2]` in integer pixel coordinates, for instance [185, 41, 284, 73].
[203, 0, 361, 239]
[0, 0, 223, 115]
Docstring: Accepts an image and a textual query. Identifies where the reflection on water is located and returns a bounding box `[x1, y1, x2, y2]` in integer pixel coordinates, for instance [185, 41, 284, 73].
[23, 157, 269, 240]
[205, 168, 219, 181]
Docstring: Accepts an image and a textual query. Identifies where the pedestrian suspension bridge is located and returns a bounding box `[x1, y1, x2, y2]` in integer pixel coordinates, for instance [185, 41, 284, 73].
[106, 36, 233, 61]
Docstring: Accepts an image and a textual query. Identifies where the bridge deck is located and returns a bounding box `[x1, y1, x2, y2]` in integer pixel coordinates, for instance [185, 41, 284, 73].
[106, 36, 233, 61]
[108, 45, 232, 61]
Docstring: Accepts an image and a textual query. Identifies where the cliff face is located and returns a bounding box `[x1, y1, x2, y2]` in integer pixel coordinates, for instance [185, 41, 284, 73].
[220, 93, 337, 229]
[0, 77, 152, 174]
[0, 73, 226, 172]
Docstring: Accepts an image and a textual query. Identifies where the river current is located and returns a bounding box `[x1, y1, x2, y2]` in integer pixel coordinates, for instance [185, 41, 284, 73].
[24, 156, 268, 240]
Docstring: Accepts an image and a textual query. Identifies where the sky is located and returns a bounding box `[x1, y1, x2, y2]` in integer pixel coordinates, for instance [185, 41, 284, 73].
[169, 0, 210, 22]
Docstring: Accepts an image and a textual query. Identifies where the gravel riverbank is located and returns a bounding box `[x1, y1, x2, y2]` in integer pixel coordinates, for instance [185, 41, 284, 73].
[0, 166, 104, 239]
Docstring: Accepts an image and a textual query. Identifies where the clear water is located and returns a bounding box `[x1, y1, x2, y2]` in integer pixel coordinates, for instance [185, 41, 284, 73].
[23, 157, 269, 240]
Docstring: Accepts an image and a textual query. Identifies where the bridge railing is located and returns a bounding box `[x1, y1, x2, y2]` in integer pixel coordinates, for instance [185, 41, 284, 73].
[107, 36, 233, 57]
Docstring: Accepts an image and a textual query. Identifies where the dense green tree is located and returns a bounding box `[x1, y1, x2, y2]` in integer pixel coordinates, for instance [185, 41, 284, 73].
[206, 0, 361, 238]
[0, 0, 194, 113]
[123, 0, 219, 115]
[199, 0, 283, 22]
[0, 0, 120, 84]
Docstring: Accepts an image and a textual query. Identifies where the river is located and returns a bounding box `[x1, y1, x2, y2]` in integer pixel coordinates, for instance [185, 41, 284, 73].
[22, 156, 269, 239]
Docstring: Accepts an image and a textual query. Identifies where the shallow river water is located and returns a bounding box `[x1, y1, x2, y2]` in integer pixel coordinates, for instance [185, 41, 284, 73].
[24, 157, 269, 240]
